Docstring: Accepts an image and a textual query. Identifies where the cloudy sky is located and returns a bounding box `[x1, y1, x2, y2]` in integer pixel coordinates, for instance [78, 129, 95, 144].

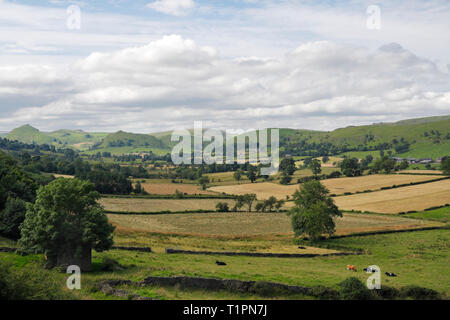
[0, 0, 449, 133]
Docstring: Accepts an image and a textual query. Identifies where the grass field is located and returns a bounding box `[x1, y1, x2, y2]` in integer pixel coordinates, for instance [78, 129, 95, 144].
[3, 228, 448, 299]
[404, 206, 450, 222]
[209, 174, 442, 200]
[107, 212, 441, 238]
[99, 198, 236, 213]
[334, 179, 450, 214]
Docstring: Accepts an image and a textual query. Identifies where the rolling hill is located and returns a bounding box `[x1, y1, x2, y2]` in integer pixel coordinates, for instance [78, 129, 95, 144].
[4, 115, 450, 158]
[6, 125, 108, 151]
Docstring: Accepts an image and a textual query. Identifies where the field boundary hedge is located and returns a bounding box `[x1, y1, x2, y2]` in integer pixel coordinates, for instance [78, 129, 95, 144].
[330, 226, 445, 239]
[111, 246, 152, 252]
[102, 194, 236, 200]
[106, 209, 222, 215]
[164, 248, 360, 258]
[99, 276, 312, 296]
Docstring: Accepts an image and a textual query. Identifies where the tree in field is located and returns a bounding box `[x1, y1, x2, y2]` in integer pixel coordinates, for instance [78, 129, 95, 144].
[339, 158, 362, 177]
[235, 194, 257, 212]
[246, 166, 257, 183]
[279, 157, 296, 176]
[287, 180, 342, 241]
[19, 178, 115, 271]
[441, 156, 450, 175]
[373, 156, 396, 174]
[322, 156, 329, 163]
[309, 159, 322, 177]
[233, 170, 242, 183]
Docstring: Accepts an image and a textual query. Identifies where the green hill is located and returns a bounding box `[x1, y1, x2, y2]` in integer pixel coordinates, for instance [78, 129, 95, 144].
[89, 130, 170, 155]
[5, 115, 450, 158]
[7, 125, 54, 145]
[6, 125, 108, 150]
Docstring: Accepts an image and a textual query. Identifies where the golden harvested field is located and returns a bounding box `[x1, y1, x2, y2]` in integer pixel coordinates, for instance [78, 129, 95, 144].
[209, 174, 442, 200]
[334, 179, 450, 214]
[99, 198, 236, 213]
[137, 183, 215, 195]
[323, 174, 441, 194]
[108, 212, 441, 237]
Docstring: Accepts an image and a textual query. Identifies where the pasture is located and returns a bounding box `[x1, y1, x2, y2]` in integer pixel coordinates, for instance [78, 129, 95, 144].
[99, 198, 236, 213]
[334, 179, 450, 214]
[208, 174, 443, 200]
[3, 228, 446, 299]
[107, 212, 441, 238]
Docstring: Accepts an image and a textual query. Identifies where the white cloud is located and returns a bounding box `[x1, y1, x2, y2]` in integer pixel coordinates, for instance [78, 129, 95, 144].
[147, 0, 195, 16]
[1, 35, 449, 133]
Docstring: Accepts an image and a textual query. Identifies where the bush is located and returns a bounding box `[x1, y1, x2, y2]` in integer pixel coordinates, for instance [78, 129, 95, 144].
[400, 285, 441, 300]
[215, 202, 230, 212]
[338, 277, 377, 300]
[99, 257, 125, 272]
[0, 260, 72, 300]
[310, 286, 340, 300]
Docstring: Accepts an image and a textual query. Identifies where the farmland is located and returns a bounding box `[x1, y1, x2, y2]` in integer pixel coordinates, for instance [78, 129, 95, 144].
[99, 198, 236, 213]
[208, 174, 444, 200]
[334, 179, 450, 214]
[107, 212, 441, 237]
[138, 182, 215, 195]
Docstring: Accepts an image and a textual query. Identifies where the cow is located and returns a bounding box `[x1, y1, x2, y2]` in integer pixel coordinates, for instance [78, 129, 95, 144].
[216, 260, 227, 266]
[364, 267, 377, 273]
[385, 272, 397, 277]
[346, 265, 357, 272]
[298, 246, 306, 249]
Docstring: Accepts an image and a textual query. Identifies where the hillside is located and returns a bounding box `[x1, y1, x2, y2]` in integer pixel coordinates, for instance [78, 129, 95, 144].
[6, 125, 108, 150]
[89, 130, 171, 155]
[5, 115, 450, 157]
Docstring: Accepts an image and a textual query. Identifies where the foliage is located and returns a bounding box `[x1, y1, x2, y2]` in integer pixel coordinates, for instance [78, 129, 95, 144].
[309, 159, 322, 176]
[0, 260, 72, 300]
[441, 156, 450, 175]
[0, 198, 27, 240]
[235, 194, 257, 212]
[339, 158, 362, 177]
[19, 178, 115, 261]
[216, 202, 230, 212]
[338, 277, 377, 300]
[288, 180, 342, 241]
[373, 156, 396, 174]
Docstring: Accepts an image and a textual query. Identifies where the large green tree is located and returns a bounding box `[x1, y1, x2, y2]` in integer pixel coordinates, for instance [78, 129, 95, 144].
[339, 158, 362, 177]
[19, 178, 115, 271]
[288, 180, 342, 241]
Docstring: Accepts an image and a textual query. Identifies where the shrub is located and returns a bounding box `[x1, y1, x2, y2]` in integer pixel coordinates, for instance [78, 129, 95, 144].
[400, 285, 441, 300]
[310, 286, 340, 300]
[215, 202, 230, 212]
[0, 260, 72, 300]
[339, 277, 377, 300]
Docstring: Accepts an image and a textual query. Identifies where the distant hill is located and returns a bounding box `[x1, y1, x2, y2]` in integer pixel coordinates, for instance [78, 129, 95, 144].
[6, 125, 108, 150]
[5, 115, 450, 158]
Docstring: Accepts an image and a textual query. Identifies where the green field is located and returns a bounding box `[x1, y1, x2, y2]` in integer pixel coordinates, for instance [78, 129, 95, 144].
[404, 206, 450, 222]
[1, 228, 448, 299]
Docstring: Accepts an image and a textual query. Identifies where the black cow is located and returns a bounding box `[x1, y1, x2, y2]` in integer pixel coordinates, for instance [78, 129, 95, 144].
[216, 260, 227, 266]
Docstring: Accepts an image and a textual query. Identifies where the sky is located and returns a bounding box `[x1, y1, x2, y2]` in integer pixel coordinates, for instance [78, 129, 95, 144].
[0, 0, 449, 133]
